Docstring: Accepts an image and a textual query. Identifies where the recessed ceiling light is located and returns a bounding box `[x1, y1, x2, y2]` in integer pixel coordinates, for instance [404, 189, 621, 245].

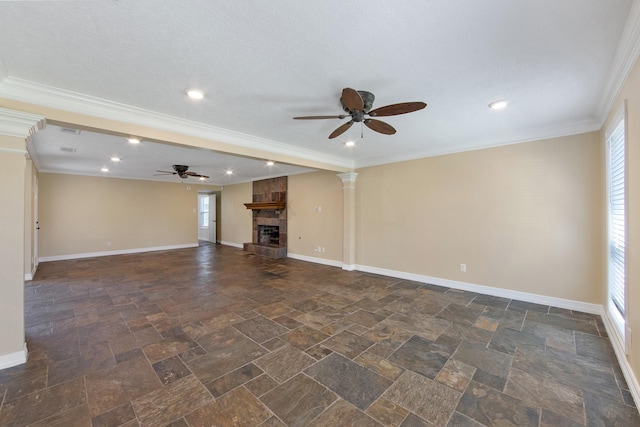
[345, 140, 356, 147]
[199, 176, 205, 181]
[488, 100, 508, 110]
[226, 170, 233, 175]
[266, 160, 275, 166]
[127, 138, 140, 144]
[101, 167, 109, 172]
[186, 89, 204, 100]
[110, 156, 121, 162]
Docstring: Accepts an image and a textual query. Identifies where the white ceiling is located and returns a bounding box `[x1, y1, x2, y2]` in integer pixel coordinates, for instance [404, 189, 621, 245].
[0, 0, 638, 184]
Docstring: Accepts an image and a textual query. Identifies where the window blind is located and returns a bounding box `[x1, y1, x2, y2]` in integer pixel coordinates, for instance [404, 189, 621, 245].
[608, 117, 626, 317]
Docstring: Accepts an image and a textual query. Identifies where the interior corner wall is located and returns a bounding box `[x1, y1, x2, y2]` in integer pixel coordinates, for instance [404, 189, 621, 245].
[38, 173, 220, 258]
[603, 52, 640, 391]
[288, 171, 343, 261]
[219, 181, 252, 245]
[24, 160, 36, 278]
[355, 131, 604, 303]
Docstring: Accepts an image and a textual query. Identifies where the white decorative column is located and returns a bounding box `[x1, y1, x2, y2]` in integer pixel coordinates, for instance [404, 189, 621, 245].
[337, 172, 358, 271]
[0, 107, 45, 369]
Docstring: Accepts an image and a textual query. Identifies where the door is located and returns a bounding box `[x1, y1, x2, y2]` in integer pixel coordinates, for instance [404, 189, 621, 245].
[198, 193, 216, 243]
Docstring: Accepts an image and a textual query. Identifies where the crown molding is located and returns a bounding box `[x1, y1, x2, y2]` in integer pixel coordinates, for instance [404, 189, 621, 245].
[354, 117, 602, 169]
[597, 0, 640, 124]
[0, 106, 45, 139]
[0, 77, 354, 170]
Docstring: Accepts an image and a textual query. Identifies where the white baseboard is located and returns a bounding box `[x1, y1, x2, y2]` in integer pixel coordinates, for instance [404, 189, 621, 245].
[287, 252, 342, 268]
[38, 243, 199, 262]
[0, 343, 28, 370]
[354, 264, 601, 314]
[220, 241, 243, 249]
[600, 308, 640, 409]
[24, 273, 32, 281]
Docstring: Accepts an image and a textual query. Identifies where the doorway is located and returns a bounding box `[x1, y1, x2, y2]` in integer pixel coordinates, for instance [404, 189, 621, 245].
[198, 193, 216, 243]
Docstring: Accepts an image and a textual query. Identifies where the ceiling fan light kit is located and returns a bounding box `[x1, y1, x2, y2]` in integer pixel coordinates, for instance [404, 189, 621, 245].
[294, 87, 426, 139]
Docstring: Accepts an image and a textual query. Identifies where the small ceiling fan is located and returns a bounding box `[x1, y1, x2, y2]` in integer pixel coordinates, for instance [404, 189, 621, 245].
[154, 165, 209, 179]
[294, 88, 426, 139]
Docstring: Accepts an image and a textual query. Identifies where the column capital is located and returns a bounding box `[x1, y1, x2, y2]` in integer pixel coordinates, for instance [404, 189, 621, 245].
[0, 108, 46, 139]
[337, 172, 358, 188]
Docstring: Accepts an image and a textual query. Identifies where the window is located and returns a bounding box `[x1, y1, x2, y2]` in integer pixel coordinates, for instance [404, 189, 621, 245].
[199, 195, 209, 228]
[606, 104, 627, 342]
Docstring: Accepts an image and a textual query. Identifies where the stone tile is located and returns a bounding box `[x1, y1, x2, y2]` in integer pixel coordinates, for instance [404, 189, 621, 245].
[367, 397, 409, 426]
[584, 390, 640, 426]
[245, 374, 279, 398]
[446, 411, 485, 426]
[437, 304, 484, 326]
[471, 295, 511, 310]
[388, 335, 452, 379]
[308, 399, 383, 426]
[400, 413, 433, 426]
[472, 369, 507, 392]
[305, 353, 393, 410]
[0, 377, 86, 426]
[282, 325, 329, 350]
[540, 409, 585, 427]
[384, 370, 461, 427]
[488, 326, 546, 355]
[321, 330, 374, 359]
[255, 344, 316, 383]
[260, 373, 337, 425]
[233, 314, 289, 343]
[383, 313, 451, 341]
[186, 327, 266, 383]
[575, 331, 617, 362]
[152, 356, 192, 386]
[442, 322, 494, 346]
[435, 359, 476, 392]
[259, 416, 286, 427]
[305, 344, 333, 360]
[185, 386, 271, 427]
[522, 319, 576, 352]
[262, 337, 287, 351]
[456, 381, 539, 427]
[0, 364, 48, 401]
[362, 322, 414, 350]
[452, 341, 513, 378]
[141, 333, 197, 364]
[473, 316, 500, 332]
[272, 315, 303, 330]
[290, 298, 322, 312]
[254, 302, 291, 318]
[85, 356, 162, 416]
[504, 367, 585, 421]
[525, 310, 599, 335]
[131, 375, 212, 426]
[29, 404, 92, 427]
[206, 363, 263, 397]
[91, 403, 136, 427]
[508, 300, 549, 313]
[482, 307, 526, 331]
[355, 351, 405, 380]
[345, 309, 387, 328]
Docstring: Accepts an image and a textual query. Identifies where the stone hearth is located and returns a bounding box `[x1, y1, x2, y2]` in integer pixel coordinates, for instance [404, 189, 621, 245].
[243, 176, 287, 259]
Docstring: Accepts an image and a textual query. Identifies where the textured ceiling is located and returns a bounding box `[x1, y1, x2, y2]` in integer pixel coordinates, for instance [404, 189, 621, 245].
[0, 0, 637, 183]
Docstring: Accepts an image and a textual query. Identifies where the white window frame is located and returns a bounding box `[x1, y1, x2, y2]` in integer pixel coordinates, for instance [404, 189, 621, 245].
[199, 194, 210, 229]
[605, 101, 627, 351]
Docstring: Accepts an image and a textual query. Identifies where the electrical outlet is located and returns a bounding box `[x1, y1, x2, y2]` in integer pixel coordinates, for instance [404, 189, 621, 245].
[460, 263, 466, 272]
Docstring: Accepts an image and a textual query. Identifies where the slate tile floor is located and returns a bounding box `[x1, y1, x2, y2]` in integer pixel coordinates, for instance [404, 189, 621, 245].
[0, 243, 638, 426]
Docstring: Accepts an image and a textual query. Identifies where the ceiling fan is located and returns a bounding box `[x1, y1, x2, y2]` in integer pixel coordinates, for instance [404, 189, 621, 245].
[294, 88, 426, 139]
[154, 165, 209, 179]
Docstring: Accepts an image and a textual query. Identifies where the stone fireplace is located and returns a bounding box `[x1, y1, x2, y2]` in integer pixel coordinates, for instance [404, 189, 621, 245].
[243, 176, 287, 259]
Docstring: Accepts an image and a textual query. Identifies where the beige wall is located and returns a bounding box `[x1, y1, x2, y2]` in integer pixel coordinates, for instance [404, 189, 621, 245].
[220, 181, 252, 245]
[24, 160, 36, 277]
[38, 173, 220, 258]
[288, 171, 343, 261]
[355, 132, 604, 303]
[0, 135, 27, 357]
[604, 54, 640, 387]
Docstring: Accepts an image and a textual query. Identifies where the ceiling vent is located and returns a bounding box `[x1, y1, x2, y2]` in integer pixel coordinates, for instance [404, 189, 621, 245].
[59, 147, 77, 153]
[60, 127, 81, 135]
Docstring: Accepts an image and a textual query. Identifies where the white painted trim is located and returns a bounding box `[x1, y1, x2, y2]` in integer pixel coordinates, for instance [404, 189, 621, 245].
[342, 264, 356, 272]
[0, 77, 353, 171]
[354, 264, 601, 314]
[287, 252, 342, 268]
[220, 241, 243, 249]
[24, 273, 32, 281]
[38, 243, 198, 262]
[601, 307, 640, 409]
[0, 343, 28, 370]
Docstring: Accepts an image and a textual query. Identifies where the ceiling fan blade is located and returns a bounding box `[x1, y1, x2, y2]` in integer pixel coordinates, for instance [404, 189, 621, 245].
[364, 119, 396, 135]
[329, 120, 354, 139]
[368, 102, 427, 117]
[155, 170, 177, 175]
[341, 88, 364, 112]
[185, 171, 210, 178]
[293, 115, 347, 120]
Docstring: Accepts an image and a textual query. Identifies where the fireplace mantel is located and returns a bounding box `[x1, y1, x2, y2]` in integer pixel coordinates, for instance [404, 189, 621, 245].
[244, 202, 286, 210]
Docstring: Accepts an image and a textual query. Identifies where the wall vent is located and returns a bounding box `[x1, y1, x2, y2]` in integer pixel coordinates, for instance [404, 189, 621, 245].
[60, 127, 81, 135]
[59, 147, 77, 153]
